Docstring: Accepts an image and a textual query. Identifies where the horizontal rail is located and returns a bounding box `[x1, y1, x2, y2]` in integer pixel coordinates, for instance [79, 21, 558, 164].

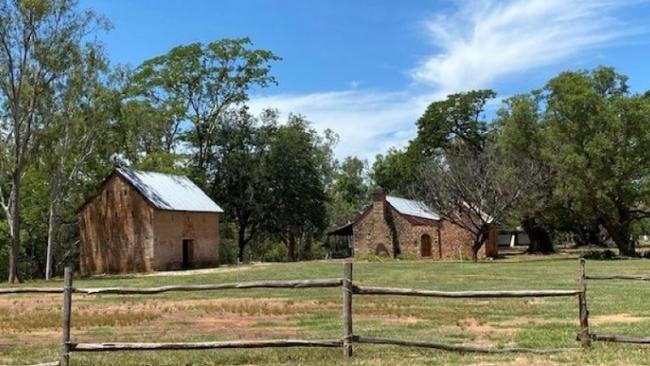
[69, 339, 342, 352]
[592, 333, 650, 344]
[0, 362, 59, 366]
[586, 275, 650, 282]
[0, 287, 63, 294]
[0, 279, 343, 296]
[352, 285, 580, 298]
[354, 336, 575, 354]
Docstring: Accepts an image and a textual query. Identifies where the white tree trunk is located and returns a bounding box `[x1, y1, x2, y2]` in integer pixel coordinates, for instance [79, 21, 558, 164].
[45, 200, 56, 280]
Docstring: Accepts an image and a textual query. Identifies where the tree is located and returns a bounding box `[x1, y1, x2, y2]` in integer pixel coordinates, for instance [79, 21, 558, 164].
[495, 92, 555, 253]
[374, 90, 497, 196]
[209, 107, 270, 263]
[416, 142, 544, 261]
[37, 45, 114, 279]
[415, 89, 496, 155]
[0, 0, 107, 282]
[263, 115, 328, 261]
[543, 67, 650, 256]
[332, 157, 369, 212]
[371, 144, 423, 196]
[128, 38, 280, 176]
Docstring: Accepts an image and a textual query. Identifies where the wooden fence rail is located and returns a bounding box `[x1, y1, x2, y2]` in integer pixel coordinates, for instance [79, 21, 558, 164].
[0, 260, 595, 365]
[582, 260, 650, 345]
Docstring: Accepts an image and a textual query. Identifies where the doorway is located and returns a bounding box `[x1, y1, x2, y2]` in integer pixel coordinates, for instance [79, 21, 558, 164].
[182, 239, 194, 269]
[420, 234, 432, 257]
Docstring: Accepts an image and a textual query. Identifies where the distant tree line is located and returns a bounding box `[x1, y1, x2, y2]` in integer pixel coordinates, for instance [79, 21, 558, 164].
[2, 1, 649, 282]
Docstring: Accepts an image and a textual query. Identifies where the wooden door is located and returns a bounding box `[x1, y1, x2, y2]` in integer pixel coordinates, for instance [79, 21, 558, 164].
[420, 234, 432, 257]
[182, 239, 193, 269]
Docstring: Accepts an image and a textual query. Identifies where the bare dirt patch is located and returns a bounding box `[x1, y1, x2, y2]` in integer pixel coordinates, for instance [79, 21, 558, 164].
[0, 296, 336, 346]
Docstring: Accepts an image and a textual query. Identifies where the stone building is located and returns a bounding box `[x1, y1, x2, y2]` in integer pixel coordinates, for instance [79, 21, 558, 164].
[79, 168, 223, 274]
[328, 190, 497, 260]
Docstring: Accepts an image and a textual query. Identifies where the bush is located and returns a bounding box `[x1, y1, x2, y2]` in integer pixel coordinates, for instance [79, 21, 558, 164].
[581, 250, 618, 260]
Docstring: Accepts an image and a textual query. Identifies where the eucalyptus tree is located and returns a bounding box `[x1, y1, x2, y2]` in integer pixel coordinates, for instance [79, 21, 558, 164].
[37, 45, 115, 280]
[128, 38, 280, 178]
[0, 0, 107, 282]
[543, 67, 650, 256]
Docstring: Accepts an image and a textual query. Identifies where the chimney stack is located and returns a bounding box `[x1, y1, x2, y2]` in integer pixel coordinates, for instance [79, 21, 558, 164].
[372, 187, 386, 202]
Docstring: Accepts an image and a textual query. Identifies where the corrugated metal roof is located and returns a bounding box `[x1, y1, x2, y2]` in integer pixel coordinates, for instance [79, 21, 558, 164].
[386, 196, 440, 221]
[117, 168, 224, 213]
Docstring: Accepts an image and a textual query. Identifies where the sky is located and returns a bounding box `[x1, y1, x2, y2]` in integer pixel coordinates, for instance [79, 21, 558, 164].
[83, 0, 650, 161]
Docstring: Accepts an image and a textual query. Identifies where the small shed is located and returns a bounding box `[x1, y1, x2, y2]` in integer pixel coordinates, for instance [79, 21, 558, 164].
[79, 168, 224, 274]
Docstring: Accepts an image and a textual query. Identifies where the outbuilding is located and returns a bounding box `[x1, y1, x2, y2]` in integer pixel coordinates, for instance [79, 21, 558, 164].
[328, 190, 498, 260]
[79, 168, 223, 274]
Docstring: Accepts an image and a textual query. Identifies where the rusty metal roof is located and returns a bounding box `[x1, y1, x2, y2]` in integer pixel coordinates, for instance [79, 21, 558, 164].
[117, 168, 224, 213]
[386, 196, 440, 221]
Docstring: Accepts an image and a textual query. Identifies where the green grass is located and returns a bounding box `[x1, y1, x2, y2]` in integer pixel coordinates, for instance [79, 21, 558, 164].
[2, 255, 650, 365]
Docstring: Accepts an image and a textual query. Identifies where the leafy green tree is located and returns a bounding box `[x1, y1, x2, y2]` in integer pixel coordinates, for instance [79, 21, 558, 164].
[415, 89, 496, 155]
[373, 90, 497, 197]
[37, 45, 116, 279]
[262, 115, 328, 261]
[0, 0, 107, 282]
[129, 38, 280, 176]
[209, 107, 271, 263]
[543, 67, 650, 256]
[495, 92, 555, 253]
[332, 157, 370, 213]
[371, 144, 422, 196]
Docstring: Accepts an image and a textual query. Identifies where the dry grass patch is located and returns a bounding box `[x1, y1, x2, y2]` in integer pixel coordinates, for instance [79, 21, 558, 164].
[470, 356, 560, 366]
[590, 313, 648, 326]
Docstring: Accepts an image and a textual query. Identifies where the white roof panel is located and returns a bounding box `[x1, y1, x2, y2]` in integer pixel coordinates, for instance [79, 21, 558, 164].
[117, 168, 224, 213]
[386, 196, 440, 221]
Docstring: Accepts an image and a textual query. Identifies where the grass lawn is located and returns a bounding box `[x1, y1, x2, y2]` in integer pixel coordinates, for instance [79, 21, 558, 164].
[2, 255, 650, 365]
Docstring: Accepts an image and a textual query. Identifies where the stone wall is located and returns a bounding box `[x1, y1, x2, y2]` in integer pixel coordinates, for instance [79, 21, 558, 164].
[353, 195, 497, 260]
[79, 174, 155, 274]
[153, 211, 220, 270]
[79, 173, 221, 274]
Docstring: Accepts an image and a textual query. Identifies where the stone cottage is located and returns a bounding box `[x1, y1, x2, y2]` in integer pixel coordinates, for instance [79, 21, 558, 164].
[79, 168, 224, 274]
[328, 190, 498, 260]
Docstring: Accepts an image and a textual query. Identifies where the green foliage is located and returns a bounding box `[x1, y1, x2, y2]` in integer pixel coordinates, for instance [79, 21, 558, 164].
[371, 144, 422, 196]
[543, 67, 650, 254]
[263, 115, 329, 261]
[415, 89, 496, 155]
[329, 156, 370, 223]
[128, 38, 281, 174]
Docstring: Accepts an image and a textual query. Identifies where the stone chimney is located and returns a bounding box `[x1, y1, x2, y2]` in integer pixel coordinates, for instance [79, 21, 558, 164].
[372, 187, 386, 203]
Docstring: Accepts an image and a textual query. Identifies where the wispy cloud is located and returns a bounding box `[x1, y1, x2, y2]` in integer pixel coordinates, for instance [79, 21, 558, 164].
[250, 0, 643, 161]
[413, 0, 642, 93]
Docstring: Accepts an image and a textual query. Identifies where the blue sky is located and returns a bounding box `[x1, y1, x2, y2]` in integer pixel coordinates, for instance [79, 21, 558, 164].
[83, 0, 650, 160]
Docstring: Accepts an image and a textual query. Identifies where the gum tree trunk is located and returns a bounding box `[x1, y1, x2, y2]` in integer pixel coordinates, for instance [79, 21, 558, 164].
[522, 217, 554, 254]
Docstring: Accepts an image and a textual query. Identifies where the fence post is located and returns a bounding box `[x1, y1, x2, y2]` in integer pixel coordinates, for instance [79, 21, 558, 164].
[61, 266, 73, 366]
[342, 261, 353, 357]
[578, 259, 591, 348]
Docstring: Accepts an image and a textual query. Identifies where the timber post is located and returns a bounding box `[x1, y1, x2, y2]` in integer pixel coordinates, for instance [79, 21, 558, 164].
[342, 261, 353, 357]
[578, 259, 591, 348]
[61, 266, 73, 366]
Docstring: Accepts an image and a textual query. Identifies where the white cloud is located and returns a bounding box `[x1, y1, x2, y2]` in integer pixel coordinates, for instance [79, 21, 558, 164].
[412, 0, 641, 93]
[248, 90, 441, 159]
[250, 0, 642, 161]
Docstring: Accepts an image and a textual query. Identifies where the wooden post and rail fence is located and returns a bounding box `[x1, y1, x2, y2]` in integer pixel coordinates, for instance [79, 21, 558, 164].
[0, 259, 648, 366]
